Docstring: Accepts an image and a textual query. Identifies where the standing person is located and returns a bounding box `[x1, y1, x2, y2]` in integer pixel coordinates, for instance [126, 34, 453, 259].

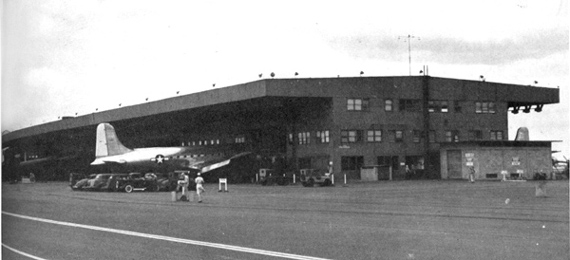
[468, 166, 476, 183]
[195, 173, 205, 203]
[177, 173, 189, 201]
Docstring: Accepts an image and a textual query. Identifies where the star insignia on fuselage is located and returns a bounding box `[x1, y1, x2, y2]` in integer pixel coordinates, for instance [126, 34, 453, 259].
[151, 155, 169, 164]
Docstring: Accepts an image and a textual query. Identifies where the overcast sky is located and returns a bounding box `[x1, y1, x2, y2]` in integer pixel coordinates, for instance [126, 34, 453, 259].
[2, 0, 569, 158]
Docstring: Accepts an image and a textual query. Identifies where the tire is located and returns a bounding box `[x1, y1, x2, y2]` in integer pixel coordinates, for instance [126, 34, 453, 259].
[306, 178, 315, 187]
[124, 184, 134, 193]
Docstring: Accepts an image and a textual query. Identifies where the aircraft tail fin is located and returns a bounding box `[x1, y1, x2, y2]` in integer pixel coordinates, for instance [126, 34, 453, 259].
[515, 127, 529, 141]
[95, 123, 132, 158]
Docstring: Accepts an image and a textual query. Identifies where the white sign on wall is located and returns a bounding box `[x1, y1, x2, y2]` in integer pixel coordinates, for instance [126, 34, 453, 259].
[512, 157, 521, 166]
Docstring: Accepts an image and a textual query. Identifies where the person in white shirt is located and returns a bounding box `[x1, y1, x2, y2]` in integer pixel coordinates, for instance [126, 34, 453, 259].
[177, 173, 190, 200]
[195, 173, 205, 203]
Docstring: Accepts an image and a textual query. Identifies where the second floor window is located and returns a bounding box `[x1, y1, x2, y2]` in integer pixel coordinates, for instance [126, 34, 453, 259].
[490, 130, 504, 140]
[347, 98, 369, 111]
[412, 130, 422, 143]
[367, 130, 382, 142]
[316, 130, 330, 144]
[298, 132, 311, 145]
[341, 130, 362, 143]
[445, 131, 460, 142]
[476, 102, 496, 114]
[385, 99, 393, 111]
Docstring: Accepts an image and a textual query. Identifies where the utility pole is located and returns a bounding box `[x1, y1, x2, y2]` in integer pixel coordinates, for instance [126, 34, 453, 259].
[398, 34, 420, 76]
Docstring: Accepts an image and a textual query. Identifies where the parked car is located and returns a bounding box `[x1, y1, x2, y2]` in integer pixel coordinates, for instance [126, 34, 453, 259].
[156, 171, 195, 191]
[115, 172, 159, 193]
[71, 173, 127, 191]
[299, 168, 332, 187]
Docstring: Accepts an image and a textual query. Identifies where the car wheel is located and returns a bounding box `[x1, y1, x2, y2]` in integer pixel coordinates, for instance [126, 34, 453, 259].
[307, 178, 315, 187]
[124, 184, 134, 193]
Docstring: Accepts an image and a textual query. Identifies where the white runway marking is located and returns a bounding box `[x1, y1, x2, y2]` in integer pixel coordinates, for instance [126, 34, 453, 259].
[2, 243, 48, 260]
[3, 211, 330, 260]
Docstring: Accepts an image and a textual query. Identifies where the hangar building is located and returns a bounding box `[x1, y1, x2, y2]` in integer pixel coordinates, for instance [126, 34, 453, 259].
[1, 76, 560, 182]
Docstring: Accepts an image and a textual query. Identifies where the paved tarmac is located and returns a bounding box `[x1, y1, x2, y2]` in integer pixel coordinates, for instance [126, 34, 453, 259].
[2, 180, 569, 259]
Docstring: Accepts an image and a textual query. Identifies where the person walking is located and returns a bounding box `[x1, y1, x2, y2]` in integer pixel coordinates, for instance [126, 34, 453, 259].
[195, 173, 206, 203]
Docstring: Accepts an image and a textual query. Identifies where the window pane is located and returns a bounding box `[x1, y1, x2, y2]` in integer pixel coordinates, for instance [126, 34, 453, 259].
[354, 99, 362, 110]
[385, 100, 393, 111]
[347, 99, 354, 110]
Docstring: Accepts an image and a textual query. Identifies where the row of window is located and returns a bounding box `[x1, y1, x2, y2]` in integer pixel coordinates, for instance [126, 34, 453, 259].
[181, 136, 246, 147]
[179, 129, 504, 147]
[340, 155, 424, 171]
[347, 98, 496, 114]
[291, 129, 505, 144]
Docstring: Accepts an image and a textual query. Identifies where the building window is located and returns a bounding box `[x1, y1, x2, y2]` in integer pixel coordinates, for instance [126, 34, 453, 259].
[476, 102, 496, 114]
[468, 130, 483, 141]
[298, 132, 311, 145]
[399, 99, 421, 112]
[389, 130, 404, 142]
[341, 130, 362, 143]
[347, 98, 369, 111]
[235, 136, 246, 143]
[341, 156, 364, 171]
[490, 130, 504, 140]
[445, 131, 460, 142]
[429, 100, 449, 113]
[412, 130, 422, 143]
[440, 101, 449, 113]
[385, 99, 393, 111]
[429, 130, 436, 143]
[316, 130, 330, 144]
[428, 101, 435, 112]
[454, 101, 462, 113]
[367, 130, 382, 142]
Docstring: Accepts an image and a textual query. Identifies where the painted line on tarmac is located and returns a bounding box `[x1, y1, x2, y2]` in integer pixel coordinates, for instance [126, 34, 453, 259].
[2, 211, 330, 260]
[2, 243, 48, 260]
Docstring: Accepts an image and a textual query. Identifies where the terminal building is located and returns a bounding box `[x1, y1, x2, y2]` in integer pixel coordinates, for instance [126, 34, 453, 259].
[2, 76, 560, 182]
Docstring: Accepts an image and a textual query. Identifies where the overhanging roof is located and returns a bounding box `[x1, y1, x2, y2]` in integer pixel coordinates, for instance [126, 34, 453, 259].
[2, 76, 560, 143]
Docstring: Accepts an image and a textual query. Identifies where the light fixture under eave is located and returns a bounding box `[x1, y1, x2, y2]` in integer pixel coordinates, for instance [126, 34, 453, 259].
[522, 106, 532, 113]
[535, 104, 543, 112]
[511, 107, 520, 114]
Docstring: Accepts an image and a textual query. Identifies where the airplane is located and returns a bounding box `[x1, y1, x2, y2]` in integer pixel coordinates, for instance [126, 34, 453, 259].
[90, 123, 251, 174]
[514, 127, 529, 141]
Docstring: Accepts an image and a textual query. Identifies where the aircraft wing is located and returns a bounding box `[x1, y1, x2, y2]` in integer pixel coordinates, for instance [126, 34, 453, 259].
[199, 152, 252, 173]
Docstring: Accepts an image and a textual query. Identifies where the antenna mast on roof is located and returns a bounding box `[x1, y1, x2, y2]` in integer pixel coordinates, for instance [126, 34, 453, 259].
[398, 34, 420, 76]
